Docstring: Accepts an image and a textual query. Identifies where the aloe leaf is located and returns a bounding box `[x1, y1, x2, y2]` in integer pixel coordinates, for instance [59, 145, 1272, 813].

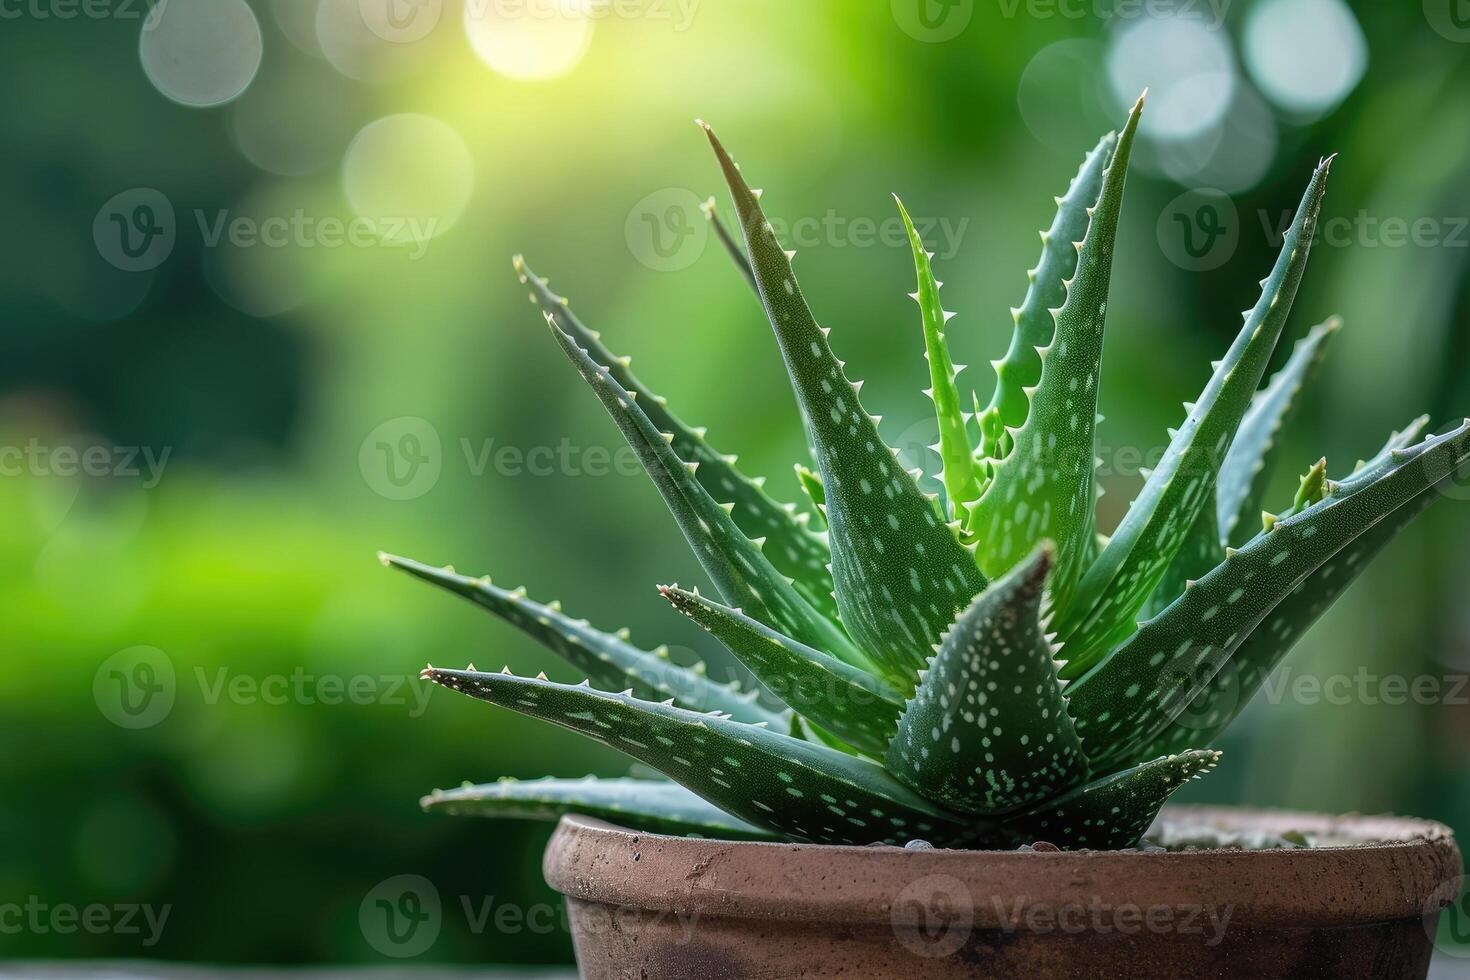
[1148, 320, 1339, 614]
[886, 545, 1088, 815]
[896, 195, 981, 515]
[660, 584, 901, 755]
[703, 122, 987, 688]
[998, 751, 1220, 850]
[1056, 157, 1334, 675]
[794, 463, 827, 530]
[382, 554, 786, 728]
[796, 716, 865, 756]
[1139, 422, 1443, 760]
[516, 256, 837, 621]
[965, 96, 1143, 610]
[980, 131, 1118, 453]
[421, 667, 973, 846]
[1143, 484, 1225, 618]
[545, 317, 864, 667]
[1067, 419, 1470, 771]
[421, 776, 777, 840]
[700, 197, 758, 294]
[1353, 415, 1432, 473]
[1217, 317, 1340, 545]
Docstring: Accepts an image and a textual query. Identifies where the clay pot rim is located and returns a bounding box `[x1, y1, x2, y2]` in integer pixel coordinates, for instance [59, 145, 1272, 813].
[544, 804, 1461, 929]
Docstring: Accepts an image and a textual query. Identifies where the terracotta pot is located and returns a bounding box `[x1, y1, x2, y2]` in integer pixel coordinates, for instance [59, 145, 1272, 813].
[543, 805, 1461, 979]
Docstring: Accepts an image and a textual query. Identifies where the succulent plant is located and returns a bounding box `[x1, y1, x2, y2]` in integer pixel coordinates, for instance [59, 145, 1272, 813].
[391, 96, 1470, 850]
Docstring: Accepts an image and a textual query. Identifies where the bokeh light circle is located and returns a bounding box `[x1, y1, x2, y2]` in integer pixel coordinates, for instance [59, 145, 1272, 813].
[230, 58, 360, 177]
[316, 0, 431, 82]
[1017, 38, 1109, 151]
[1245, 0, 1367, 118]
[139, 0, 264, 108]
[1107, 17, 1236, 141]
[463, 0, 594, 82]
[1166, 85, 1278, 194]
[202, 184, 331, 318]
[341, 115, 474, 246]
[269, 0, 325, 57]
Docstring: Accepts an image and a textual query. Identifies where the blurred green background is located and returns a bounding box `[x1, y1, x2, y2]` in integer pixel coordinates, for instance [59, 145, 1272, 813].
[2, 0, 1468, 967]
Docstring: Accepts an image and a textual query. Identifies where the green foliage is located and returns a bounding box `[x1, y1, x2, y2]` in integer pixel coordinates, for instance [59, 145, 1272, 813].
[396, 103, 1470, 851]
[422, 776, 778, 840]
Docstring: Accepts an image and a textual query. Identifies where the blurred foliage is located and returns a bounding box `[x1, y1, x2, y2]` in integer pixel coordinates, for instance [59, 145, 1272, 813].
[1, 0, 1468, 966]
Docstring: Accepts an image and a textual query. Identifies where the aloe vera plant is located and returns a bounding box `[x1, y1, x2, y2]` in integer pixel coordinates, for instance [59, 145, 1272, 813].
[390, 97, 1470, 850]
